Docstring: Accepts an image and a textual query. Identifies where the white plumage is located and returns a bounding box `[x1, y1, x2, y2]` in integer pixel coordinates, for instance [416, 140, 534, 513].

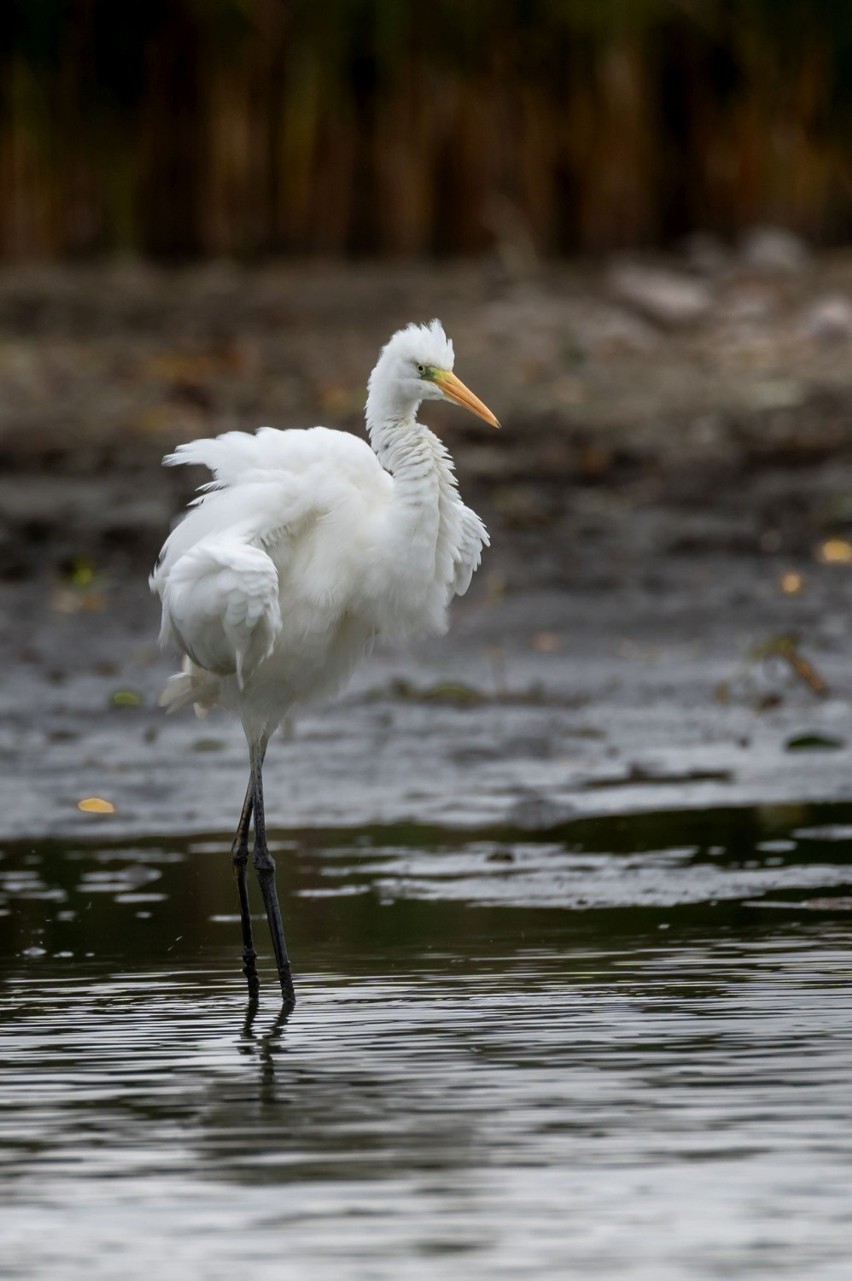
[150, 319, 498, 1005]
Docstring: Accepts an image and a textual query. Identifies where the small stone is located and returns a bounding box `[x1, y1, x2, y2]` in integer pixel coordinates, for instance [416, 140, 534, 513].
[799, 295, 852, 343]
[609, 262, 712, 327]
[740, 226, 809, 273]
[583, 304, 658, 354]
[681, 232, 730, 275]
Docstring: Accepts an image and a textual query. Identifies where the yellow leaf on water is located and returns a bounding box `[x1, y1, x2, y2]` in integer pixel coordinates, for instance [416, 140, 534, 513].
[77, 797, 116, 814]
[779, 571, 803, 595]
[817, 538, 852, 564]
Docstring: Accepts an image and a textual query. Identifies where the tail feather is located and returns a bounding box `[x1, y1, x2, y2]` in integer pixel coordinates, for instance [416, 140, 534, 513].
[158, 657, 220, 718]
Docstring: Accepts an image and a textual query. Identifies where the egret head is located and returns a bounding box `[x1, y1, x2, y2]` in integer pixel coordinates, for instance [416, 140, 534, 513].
[367, 319, 499, 429]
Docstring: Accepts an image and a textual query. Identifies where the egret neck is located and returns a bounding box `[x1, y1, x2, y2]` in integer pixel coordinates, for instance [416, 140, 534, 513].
[365, 394, 454, 588]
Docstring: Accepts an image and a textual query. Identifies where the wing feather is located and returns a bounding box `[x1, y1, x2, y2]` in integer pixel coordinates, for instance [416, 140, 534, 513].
[451, 504, 490, 597]
[153, 426, 390, 584]
[151, 425, 394, 686]
[159, 535, 282, 688]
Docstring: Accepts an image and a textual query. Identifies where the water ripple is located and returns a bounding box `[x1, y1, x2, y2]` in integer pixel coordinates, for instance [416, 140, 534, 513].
[2, 803, 852, 1278]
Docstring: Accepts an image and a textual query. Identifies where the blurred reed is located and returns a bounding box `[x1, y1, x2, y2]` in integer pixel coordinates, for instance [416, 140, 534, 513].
[0, 0, 849, 259]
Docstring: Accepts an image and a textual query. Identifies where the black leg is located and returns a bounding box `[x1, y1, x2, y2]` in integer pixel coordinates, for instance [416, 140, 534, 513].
[231, 778, 259, 1001]
[250, 743, 296, 1007]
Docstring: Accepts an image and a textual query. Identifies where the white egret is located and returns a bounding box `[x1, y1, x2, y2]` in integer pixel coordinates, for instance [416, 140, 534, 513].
[151, 320, 498, 1005]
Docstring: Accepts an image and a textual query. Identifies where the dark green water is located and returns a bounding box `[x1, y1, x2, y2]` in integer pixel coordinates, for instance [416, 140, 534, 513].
[3, 804, 852, 1279]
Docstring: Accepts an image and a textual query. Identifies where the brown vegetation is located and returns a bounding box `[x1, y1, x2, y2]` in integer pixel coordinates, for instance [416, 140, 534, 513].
[0, 1, 850, 258]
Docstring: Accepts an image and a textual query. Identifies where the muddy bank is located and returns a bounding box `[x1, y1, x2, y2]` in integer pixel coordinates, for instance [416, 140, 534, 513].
[2, 251, 852, 838]
[1, 247, 852, 577]
[5, 541, 852, 840]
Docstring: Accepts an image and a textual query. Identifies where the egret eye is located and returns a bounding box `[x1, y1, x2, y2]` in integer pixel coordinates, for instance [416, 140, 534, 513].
[416, 363, 426, 376]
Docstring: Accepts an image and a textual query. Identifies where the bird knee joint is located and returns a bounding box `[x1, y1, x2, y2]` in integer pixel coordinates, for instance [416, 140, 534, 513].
[253, 850, 276, 875]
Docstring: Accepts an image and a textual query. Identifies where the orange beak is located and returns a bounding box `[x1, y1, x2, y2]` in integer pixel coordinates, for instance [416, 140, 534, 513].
[433, 370, 500, 428]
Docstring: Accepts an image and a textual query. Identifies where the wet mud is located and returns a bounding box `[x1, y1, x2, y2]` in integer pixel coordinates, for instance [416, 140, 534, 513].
[0, 253, 851, 839]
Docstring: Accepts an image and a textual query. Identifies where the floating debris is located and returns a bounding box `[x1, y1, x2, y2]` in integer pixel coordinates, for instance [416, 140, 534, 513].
[816, 538, 852, 564]
[778, 571, 803, 595]
[76, 797, 116, 815]
[532, 631, 561, 653]
[51, 560, 109, 614]
[384, 676, 485, 704]
[716, 632, 829, 707]
[110, 689, 143, 708]
[584, 765, 732, 790]
[51, 587, 107, 615]
[750, 634, 828, 698]
[785, 733, 845, 752]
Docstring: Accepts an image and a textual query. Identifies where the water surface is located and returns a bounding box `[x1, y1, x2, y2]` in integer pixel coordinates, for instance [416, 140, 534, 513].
[3, 804, 852, 1279]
